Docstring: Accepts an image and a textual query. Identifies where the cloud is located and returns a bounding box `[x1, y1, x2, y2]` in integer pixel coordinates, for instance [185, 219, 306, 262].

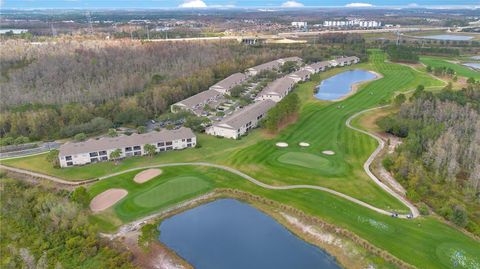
[178, 0, 207, 8]
[407, 3, 419, 7]
[281, 1, 304, 8]
[345, 2, 374, 7]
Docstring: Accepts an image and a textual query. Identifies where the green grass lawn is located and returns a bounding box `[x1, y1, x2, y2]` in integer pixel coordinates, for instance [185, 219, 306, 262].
[88, 165, 480, 269]
[420, 56, 480, 79]
[1, 50, 443, 212]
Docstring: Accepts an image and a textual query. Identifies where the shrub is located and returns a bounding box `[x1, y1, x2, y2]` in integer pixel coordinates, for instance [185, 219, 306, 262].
[74, 133, 87, 141]
[450, 204, 468, 228]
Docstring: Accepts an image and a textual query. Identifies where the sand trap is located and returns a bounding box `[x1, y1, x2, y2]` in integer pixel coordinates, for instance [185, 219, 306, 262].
[322, 150, 335, 155]
[90, 188, 128, 212]
[276, 142, 289, 148]
[134, 168, 162, 183]
[299, 142, 310, 147]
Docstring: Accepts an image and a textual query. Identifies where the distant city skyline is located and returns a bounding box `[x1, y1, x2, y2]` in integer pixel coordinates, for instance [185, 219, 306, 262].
[2, 0, 479, 9]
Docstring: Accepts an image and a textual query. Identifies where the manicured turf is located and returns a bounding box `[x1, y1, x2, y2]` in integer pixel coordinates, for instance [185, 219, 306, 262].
[2, 51, 443, 211]
[277, 152, 330, 169]
[88, 165, 480, 269]
[420, 56, 480, 79]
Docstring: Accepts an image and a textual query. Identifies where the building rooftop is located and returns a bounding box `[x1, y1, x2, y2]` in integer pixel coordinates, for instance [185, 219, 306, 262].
[59, 127, 195, 157]
[210, 73, 249, 91]
[174, 89, 222, 109]
[214, 100, 276, 130]
[258, 76, 296, 97]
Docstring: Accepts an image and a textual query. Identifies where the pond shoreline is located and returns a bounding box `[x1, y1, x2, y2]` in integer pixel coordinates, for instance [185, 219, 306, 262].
[112, 189, 415, 269]
[316, 69, 383, 102]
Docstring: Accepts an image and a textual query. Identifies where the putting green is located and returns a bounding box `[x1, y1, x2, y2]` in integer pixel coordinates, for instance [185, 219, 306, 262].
[133, 176, 211, 208]
[277, 152, 330, 169]
[436, 243, 480, 269]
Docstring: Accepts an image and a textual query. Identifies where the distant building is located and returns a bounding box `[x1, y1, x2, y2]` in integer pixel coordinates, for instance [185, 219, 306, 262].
[0, 29, 28, 34]
[58, 128, 196, 167]
[323, 20, 381, 28]
[291, 21, 308, 28]
[206, 100, 276, 139]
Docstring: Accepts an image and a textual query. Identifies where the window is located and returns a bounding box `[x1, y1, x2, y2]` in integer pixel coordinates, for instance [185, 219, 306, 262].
[159, 148, 165, 152]
[125, 147, 132, 152]
[89, 152, 98, 157]
[166, 141, 172, 146]
[187, 138, 192, 142]
[134, 151, 141, 156]
[66, 161, 73, 166]
[133, 145, 141, 151]
[157, 142, 165, 147]
[90, 158, 98, 163]
[99, 151, 107, 156]
[100, 156, 108, 161]
[182, 139, 185, 142]
[187, 143, 192, 147]
[166, 146, 173, 150]
[125, 152, 133, 157]
[65, 156, 72, 161]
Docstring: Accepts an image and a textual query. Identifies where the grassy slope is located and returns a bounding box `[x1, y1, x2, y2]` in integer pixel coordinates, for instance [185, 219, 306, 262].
[420, 56, 480, 79]
[89, 165, 480, 269]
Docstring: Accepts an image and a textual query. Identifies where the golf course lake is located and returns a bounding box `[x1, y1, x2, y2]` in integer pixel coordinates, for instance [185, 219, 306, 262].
[463, 63, 480, 70]
[158, 199, 340, 269]
[420, 34, 474, 41]
[315, 69, 377, 100]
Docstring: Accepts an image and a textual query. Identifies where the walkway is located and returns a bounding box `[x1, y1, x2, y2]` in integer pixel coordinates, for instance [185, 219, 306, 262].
[1, 107, 419, 218]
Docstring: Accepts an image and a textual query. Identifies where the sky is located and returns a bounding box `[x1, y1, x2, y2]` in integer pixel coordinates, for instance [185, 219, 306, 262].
[2, 0, 479, 9]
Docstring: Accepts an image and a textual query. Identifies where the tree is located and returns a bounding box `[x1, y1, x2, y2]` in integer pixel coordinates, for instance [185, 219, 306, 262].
[71, 187, 90, 208]
[467, 77, 476, 84]
[143, 144, 157, 157]
[450, 205, 468, 227]
[230, 85, 244, 98]
[137, 126, 146, 134]
[393, 93, 406, 106]
[108, 128, 118, 137]
[45, 149, 60, 168]
[426, 65, 432, 73]
[281, 61, 298, 73]
[74, 133, 87, 141]
[109, 149, 122, 165]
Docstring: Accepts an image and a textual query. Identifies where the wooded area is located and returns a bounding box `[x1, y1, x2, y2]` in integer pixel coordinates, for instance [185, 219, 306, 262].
[264, 93, 300, 133]
[379, 85, 480, 235]
[0, 178, 135, 268]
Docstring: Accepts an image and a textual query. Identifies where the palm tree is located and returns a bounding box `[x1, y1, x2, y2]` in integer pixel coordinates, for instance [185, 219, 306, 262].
[143, 144, 157, 157]
[109, 149, 122, 165]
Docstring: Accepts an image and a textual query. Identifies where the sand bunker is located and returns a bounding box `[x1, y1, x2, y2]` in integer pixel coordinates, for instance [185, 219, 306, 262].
[299, 142, 310, 147]
[134, 168, 162, 183]
[322, 150, 335, 155]
[276, 142, 289, 148]
[90, 188, 128, 212]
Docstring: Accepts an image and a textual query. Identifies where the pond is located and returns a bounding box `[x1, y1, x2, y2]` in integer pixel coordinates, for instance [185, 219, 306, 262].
[463, 63, 480, 70]
[314, 69, 377, 101]
[158, 199, 340, 269]
[420, 35, 474, 41]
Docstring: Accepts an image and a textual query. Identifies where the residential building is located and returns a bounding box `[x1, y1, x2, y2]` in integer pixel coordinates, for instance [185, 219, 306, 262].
[58, 128, 196, 168]
[206, 100, 276, 139]
[209, 72, 249, 94]
[170, 89, 224, 115]
[255, 76, 297, 102]
[246, 57, 303, 76]
[291, 21, 308, 28]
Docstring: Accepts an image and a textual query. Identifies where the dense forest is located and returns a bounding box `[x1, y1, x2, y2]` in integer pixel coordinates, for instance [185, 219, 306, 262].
[0, 177, 135, 268]
[0, 37, 367, 142]
[379, 85, 480, 235]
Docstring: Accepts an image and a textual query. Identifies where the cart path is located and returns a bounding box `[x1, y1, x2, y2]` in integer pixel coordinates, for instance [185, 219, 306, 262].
[1, 106, 418, 218]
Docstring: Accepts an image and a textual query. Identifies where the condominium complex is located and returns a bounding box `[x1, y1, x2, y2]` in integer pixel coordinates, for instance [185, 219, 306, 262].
[58, 128, 196, 167]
